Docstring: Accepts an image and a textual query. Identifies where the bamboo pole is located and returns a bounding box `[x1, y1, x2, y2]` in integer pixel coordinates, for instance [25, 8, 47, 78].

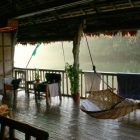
[72, 23, 83, 94]
[73, 23, 83, 69]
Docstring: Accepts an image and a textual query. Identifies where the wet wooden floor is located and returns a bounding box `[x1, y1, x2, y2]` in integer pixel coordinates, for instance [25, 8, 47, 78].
[2, 90, 140, 140]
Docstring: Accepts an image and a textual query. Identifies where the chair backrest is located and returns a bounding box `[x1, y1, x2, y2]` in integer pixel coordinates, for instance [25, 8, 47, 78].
[15, 70, 26, 89]
[11, 78, 22, 90]
[45, 73, 61, 84]
[117, 74, 140, 99]
[0, 115, 49, 140]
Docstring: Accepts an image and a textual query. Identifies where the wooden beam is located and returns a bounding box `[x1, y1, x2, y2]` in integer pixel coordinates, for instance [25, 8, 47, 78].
[73, 23, 83, 69]
[14, 0, 94, 19]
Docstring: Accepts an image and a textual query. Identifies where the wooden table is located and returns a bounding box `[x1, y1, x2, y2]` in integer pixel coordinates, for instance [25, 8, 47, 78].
[34, 82, 61, 106]
[25, 80, 35, 95]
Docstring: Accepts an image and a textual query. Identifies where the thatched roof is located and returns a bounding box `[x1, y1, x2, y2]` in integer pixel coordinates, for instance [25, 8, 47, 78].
[1, 0, 140, 43]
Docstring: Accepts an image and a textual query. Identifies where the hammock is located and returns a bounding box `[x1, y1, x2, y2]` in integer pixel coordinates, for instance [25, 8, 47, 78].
[81, 35, 140, 119]
[81, 89, 140, 119]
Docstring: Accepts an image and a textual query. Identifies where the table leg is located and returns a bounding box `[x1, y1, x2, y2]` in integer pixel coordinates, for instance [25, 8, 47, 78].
[45, 85, 50, 106]
[58, 83, 62, 102]
[25, 82, 28, 94]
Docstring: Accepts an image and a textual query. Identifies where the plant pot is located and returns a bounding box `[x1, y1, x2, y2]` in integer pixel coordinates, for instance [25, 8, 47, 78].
[35, 79, 40, 83]
[72, 93, 80, 103]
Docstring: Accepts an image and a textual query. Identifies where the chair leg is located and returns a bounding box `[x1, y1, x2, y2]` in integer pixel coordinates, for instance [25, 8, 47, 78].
[13, 90, 16, 98]
[58, 84, 62, 102]
[34, 89, 39, 99]
[59, 91, 62, 102]
[37, 91, 41, 99]
[45, 85, 51, 106]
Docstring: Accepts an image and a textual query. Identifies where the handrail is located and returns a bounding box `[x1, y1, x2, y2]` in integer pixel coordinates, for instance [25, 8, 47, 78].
[13, 67, 140, 98]
[0, 115, 49, 140]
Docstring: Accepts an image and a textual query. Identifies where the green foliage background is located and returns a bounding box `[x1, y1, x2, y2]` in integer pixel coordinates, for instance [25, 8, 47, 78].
[80, 31, 140, 73]
[15, 31, 140, 73]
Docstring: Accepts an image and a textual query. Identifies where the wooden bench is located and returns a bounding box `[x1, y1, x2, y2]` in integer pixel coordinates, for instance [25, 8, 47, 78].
[0, 115, 49, 140]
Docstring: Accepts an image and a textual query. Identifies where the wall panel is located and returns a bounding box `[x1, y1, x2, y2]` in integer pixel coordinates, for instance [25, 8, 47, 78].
[0, 32, 14, 91]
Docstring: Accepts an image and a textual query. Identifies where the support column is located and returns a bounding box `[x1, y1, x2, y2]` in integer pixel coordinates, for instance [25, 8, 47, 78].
[0, 31, 17, 93]
[72, 23, 83, 69]
[72, 23, 83, 93]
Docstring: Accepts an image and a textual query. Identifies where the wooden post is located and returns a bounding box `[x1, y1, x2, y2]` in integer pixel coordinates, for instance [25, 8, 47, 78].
[72, 23, 83, 94]
[73, 23, 83, 69]
[0, 31, 16, 95]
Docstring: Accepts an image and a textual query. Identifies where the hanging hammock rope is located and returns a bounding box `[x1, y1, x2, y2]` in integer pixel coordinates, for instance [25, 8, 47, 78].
[81, 34, 140, 119]
[84, 34, 95, 71]
[84, 34, 112, 90]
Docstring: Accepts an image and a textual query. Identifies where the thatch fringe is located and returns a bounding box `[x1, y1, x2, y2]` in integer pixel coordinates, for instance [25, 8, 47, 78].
[85, 30, 137, 37]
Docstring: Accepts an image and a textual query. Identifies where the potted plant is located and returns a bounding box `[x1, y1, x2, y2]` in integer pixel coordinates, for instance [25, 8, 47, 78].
[33, 69, 40, 82]
[65, 63, 81, 102]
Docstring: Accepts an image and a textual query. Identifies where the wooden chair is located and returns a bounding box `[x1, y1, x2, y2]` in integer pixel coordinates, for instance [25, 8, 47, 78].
[4, 78, 22, 97]
[15, 70, 26, 90]
[0, 115, 49, 140]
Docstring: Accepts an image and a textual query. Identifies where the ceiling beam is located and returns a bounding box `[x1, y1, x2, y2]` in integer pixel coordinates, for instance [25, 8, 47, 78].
[14, 0, 93, 19]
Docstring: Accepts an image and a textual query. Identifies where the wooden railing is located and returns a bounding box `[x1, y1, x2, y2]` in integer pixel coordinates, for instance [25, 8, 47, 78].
[13, 67, 118, 98]
[0, 115, 49, 140]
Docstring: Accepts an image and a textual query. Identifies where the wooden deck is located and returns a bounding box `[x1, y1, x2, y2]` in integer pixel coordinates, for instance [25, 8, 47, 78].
[2, 90, 140, 140]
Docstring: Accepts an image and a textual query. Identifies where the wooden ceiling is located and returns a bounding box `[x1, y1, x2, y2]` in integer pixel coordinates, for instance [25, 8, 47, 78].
[1, 0, 140, 43]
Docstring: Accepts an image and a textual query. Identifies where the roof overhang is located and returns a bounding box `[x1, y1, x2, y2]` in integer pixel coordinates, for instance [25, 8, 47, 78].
[0, 0, 140, 43]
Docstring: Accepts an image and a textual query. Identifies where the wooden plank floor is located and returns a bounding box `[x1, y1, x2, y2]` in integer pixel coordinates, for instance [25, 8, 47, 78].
[2, 90, 140, 140]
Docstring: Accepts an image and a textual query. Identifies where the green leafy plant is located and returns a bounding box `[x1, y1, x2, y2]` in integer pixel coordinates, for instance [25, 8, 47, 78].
[33, 69, 40, 81]
[65, 63, 81, 95]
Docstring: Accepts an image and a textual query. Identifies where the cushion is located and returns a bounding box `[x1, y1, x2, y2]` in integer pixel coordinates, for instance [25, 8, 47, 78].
[81, 99, 101, 111]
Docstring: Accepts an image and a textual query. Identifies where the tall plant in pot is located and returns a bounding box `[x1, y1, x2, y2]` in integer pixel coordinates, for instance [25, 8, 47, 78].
[65, 63, 81, 102]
